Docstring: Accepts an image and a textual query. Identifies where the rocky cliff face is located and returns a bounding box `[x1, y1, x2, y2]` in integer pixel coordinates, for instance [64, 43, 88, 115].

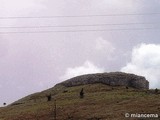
[57, 72, 149, 89]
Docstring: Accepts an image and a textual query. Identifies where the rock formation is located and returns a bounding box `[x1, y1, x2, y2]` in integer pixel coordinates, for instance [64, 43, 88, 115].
[57, 72, 149, 89]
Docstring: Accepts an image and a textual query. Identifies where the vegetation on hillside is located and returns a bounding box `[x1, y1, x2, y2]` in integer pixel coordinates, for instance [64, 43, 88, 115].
[0, 83, 159, 120]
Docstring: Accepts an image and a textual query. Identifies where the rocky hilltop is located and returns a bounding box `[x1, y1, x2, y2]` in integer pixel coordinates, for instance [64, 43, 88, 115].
[1, 72, 157, 120]
[57, 72, 149, 89]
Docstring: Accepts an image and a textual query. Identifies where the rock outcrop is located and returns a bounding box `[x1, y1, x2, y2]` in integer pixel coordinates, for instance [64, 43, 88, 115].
[57, 72, 149, 89]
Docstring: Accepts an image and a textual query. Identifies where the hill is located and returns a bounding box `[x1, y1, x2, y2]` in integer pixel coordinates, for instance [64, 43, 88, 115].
[0, 72, 159, 120]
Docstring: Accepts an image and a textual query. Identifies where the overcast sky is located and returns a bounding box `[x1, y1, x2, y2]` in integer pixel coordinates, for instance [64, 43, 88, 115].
[0, 0, 160, 106]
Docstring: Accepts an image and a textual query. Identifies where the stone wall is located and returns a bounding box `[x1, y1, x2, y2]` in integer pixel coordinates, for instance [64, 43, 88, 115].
[57, 72, 149, 89]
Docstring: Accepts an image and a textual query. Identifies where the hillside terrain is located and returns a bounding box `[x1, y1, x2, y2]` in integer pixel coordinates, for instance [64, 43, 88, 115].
[0, 72, 159, 120]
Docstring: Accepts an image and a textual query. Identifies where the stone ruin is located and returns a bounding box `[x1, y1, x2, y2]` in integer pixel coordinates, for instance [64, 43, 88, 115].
[57, 72, 149, 89]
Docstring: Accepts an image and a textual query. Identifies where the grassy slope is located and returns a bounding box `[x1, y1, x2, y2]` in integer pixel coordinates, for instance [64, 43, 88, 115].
[0, 83, 159, 120]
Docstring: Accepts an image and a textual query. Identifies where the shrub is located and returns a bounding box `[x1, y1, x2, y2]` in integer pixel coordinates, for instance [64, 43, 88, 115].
[155, 88, 159, 94]
[80, 88, 84, 98]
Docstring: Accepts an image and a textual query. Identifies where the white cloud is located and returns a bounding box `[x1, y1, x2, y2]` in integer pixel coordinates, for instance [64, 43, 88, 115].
[61, 60, 104, 80]
[121, 43, 160, 89]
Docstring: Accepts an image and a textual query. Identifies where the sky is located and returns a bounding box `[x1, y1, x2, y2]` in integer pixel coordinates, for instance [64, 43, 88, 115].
[0, 0, 160, 106]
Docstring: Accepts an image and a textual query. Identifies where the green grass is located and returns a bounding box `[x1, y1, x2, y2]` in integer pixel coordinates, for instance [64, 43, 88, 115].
[0, 83, 159, 120]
